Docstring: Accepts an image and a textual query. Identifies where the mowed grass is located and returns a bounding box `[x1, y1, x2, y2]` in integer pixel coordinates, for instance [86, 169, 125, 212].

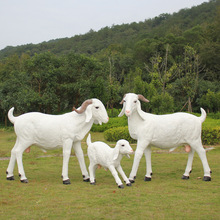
[0, 130, 219, 220]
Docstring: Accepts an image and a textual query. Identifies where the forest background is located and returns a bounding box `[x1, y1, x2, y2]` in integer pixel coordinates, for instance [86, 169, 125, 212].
[0, 0, 219, 126]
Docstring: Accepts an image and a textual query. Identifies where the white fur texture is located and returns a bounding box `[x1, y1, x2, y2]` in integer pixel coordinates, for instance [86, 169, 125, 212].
[7, 98, 109, 183]
[119, 93, 211, 181]
[87, 134, 133, 187]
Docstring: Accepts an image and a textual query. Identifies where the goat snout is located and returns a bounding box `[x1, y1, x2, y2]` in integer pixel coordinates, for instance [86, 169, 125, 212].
[125, 110, 131, 116]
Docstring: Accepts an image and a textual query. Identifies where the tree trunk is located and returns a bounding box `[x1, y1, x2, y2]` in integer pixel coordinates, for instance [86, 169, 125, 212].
[188, 97, 192, 112]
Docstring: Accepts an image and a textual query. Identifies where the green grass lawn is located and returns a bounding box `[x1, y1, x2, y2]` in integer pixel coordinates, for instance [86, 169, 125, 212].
[0, 130, 219, 219]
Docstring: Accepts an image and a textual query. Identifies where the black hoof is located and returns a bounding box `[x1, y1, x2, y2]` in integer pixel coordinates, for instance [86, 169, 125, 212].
[144, 176, 151, 181]
[203, 176, 211, 181]
[129, 179, 135, 183]
[126, 183, 132, 187]
[83, 178, 90, 182]
[182, 175, 189, 180]
[90, 182, 96, 185]
[7, 176, 15, 181]
[118, 184, 124, 189]
[20, 179, 28, 183]
[63, 179, 71, 185]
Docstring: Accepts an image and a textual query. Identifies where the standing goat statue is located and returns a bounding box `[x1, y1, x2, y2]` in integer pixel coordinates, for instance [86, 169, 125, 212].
[6, 98, 109, 184]
[118, 93, 211, 182]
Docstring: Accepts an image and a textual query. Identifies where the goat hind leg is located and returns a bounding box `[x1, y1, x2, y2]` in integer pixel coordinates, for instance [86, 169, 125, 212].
[6, 139, 19, 180]
[16, 143, 31, 183]
[182, 149, 195, 180]
[194, 143, 211, 180]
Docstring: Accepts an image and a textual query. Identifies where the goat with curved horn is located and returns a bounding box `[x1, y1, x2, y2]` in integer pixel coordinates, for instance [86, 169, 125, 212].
[72, 99, 93, 114]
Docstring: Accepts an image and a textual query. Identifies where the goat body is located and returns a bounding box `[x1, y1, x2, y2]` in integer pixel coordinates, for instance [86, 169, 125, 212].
[6, 99, 109, 184]
[119, 93, 211, 182]
[87, 134, 133, 188]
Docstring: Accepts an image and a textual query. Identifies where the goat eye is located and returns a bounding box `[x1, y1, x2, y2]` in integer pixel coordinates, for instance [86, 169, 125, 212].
[121, 144, 125, 147]
[134, 100, 137, 103]
[95, 106, 99, 109]
[123, 100, 126, 102]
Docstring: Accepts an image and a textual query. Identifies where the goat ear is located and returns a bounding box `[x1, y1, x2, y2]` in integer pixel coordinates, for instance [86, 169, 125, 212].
[113, 147, 119, 160]
[85, 105, 93, 122]
[137, 101, 146, 120]
[118, 104, 125, 117]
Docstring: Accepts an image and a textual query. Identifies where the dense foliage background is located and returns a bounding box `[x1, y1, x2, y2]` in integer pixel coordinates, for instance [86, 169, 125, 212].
[0, 0, 219, 126]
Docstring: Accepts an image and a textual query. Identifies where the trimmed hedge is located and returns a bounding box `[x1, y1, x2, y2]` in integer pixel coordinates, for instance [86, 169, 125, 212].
[104, 126, 220, 145]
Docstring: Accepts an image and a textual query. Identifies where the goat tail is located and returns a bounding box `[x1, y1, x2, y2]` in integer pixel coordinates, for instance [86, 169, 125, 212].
[8, 107, 16, 124]
[86, 133, 92, 146]
[200, 108, 207, 123]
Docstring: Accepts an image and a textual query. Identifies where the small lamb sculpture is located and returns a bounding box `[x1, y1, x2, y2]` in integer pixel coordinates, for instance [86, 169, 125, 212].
[86, 134, 133, 188]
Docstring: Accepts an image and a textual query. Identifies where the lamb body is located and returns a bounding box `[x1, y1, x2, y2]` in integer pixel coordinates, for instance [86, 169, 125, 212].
[119, 93, 211, 182]
[6, 99, 109, 184]
[87, 134, 133, 188]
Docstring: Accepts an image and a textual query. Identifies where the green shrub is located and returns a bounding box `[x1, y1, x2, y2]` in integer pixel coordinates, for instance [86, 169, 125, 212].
[202, 126, 220, 145]
[208, 112, 220, 119]
[104, 125, 220, 145]
[91, 116, 127, 132]
[104, 126, 136, 143]
[107, 108, 122, 118]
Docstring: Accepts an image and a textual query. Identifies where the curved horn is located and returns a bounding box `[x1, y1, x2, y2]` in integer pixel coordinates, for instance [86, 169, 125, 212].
[72, 99, 93, 114]
[120, 95, 126, 104]
[138, 94, 150, 103]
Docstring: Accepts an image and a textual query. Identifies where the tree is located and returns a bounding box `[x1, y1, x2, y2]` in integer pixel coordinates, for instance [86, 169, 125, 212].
[178, 46, 204, 112]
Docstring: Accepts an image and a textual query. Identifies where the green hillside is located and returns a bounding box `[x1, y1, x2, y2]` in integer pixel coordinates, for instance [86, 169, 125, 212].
[0, 0, 219, 126]
[0, 0, 218, 58]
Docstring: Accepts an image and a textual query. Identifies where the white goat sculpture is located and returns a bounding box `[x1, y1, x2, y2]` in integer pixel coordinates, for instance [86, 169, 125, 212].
[6, 99, 109, 184]
[86, 133, 133, 188]
[118, 93, 211, 182]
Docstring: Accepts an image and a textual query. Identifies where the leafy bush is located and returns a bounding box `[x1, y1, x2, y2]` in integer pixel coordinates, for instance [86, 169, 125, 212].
[107, 108, 121, 118]
[104, 126, 136, 143]
[91, 116, 127, 132]
[104, 125, 220, 145]
[208, 112, 220, 119]
[202, 126, 220, 145]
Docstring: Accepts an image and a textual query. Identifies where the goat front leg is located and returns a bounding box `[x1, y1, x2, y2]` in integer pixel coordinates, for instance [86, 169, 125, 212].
[144, 146, 152, 181]
[62, 139, 73, 184]
[129, 140, 147, 183]
[109, 165, 124, 188]
[116, 165, 131, 186]
[73, 141, 89, 182]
